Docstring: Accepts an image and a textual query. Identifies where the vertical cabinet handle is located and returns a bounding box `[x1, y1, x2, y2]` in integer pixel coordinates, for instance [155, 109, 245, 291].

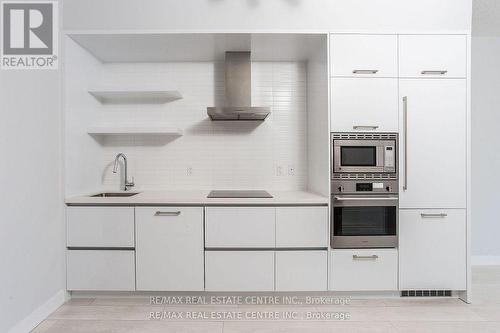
[155, 211, 181, 217]
[403, 96, 408, 191]
[353, 255, 379, 260]
[352, 69, 379, 74]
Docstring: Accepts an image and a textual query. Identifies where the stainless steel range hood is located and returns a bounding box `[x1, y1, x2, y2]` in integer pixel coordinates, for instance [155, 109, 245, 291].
[207, 51, 271, 121]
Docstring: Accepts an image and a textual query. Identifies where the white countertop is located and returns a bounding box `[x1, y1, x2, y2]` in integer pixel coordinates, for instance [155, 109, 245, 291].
[65, 190, 329, 206]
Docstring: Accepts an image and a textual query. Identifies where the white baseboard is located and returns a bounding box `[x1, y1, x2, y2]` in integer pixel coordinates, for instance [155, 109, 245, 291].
[8, 289, 68, 333]
[472, 255, 500, 266]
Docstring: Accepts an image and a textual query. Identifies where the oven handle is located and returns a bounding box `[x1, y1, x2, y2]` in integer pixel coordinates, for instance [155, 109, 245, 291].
[333, 196, 398, 201]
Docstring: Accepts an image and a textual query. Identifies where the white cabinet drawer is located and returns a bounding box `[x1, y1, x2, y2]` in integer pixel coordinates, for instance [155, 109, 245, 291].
[331, 78, 398, 132]
[67, 250, 135, 291]
[399, 35, 466, 78]
[205, 251, 274, 291]
[66, 207, 134, 248]
[276, 251, 327, 291]
[330, 249, 398, 291]
[276, 207, 328, 248]
[135, 207, 204, 291]
[330, 34, 398, 77]
[205, 207, 275, 248]
[399, 209, 466, 290]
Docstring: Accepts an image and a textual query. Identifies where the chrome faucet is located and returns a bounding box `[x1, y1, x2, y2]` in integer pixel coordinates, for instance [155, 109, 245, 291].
[113, 153, 135, 191]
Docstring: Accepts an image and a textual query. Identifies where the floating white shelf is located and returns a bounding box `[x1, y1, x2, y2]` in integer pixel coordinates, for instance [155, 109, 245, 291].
[87, 125, 183, 136]
[88, 89, 182, 104]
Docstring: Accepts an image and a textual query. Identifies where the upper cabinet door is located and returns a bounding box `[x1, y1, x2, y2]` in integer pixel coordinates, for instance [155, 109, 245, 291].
[330, 34, 398, 77]
[331, 78, 398, 132]
[399, 35, 467, 78]
[399, 79, 466, 209]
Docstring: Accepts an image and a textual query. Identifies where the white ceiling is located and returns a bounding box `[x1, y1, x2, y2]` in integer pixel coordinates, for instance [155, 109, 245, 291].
[68, 33, 326, 63]
[473, 0, 500, 36]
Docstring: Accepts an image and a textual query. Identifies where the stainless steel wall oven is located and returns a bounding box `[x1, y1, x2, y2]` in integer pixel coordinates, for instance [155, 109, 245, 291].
[331, 133, 399, 249]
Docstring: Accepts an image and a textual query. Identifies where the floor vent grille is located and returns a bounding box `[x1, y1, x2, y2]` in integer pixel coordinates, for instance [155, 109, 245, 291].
[401, 290, 452, 297]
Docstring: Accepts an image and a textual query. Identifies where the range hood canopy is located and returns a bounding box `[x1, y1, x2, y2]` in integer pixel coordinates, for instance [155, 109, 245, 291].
[207, 51, 271, 121]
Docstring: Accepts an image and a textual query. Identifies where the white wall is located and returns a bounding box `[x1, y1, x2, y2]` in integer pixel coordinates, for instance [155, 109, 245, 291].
[63, 0, 471, 32]
[0, 68, 65, 331]
[307, 39, 329, 197]
[471, 36, 500, 262]
[65, 42, 310, 194]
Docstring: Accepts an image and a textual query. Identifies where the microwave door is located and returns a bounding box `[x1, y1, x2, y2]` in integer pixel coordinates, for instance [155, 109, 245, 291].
[333, 143, 384, 173]
[341, 146, 377, 167]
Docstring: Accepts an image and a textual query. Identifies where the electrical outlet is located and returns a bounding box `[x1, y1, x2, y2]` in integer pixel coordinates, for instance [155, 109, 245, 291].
[186, 167, 193, 176]
[276, 166, 284, 176]
[288, 165, 295, 176]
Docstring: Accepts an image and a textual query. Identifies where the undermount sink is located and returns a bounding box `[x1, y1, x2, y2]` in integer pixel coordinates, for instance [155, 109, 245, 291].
[91, 192, 139, 198]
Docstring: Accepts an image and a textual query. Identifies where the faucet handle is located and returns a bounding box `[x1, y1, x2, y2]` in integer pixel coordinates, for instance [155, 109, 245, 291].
[126, 176, 135, 188]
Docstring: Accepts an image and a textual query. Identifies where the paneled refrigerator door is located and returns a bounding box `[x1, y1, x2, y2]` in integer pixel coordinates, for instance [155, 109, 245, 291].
[399, 79, 466, 209]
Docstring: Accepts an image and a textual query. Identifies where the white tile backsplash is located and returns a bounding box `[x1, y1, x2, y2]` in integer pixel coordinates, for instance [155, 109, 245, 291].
[73, 61, 308, 192]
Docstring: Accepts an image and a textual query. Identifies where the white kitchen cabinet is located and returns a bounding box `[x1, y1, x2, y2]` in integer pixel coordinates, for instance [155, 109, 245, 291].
[205, 207, 275, 248]
[275, 207, 328, 248]
[330, 34, 398, 77]
[135, 207, 204, 291]
[205, 251, 274, 291]
[275, 251, 327, 291]
[399, 209, 466, 290]
[399, 35, 466, 78]
[66, 206, 135, 248]
[331, 78, 398, 132]
[67, 250, 135, 291]
[330, 249, 398, 291]
[399, 79, 466, 209]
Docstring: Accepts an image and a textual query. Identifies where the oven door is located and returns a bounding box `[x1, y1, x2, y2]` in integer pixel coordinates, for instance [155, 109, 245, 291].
[331, 195, 398, 249]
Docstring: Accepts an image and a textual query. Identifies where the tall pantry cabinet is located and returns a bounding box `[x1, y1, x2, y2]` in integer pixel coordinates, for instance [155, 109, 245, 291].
[330, 33, 469, 294]
[398, 35, 467, 291]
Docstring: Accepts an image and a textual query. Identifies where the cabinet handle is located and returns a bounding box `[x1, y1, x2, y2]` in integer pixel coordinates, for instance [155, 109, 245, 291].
[403, 96, 408, 191]
[421, 213, 448, 218]
[421, 70, 448, 75]
[353, 125, 379, 130]
[353, 255, 379, 260]
[353, 69, 379, 74]
[155, 211, 181, 217]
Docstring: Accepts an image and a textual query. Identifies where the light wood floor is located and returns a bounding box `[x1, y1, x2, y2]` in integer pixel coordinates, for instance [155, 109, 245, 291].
[32, 266, 500, 332]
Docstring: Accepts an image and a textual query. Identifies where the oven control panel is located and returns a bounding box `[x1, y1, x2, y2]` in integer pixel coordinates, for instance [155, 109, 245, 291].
[332, 180, 398, 195]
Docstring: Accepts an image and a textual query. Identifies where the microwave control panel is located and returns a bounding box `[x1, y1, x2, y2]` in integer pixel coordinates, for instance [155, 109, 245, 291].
[384, 145, 395, 169]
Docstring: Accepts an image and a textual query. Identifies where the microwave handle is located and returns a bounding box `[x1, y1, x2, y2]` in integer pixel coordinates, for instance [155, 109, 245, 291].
[403, 96, 408, 191]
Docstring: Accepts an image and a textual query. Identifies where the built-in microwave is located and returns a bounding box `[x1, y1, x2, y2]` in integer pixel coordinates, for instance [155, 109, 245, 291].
[332, 133, 398, 176]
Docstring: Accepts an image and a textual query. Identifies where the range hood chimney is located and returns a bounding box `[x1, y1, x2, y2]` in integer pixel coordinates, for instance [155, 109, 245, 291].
[207, 51, 271, 121]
